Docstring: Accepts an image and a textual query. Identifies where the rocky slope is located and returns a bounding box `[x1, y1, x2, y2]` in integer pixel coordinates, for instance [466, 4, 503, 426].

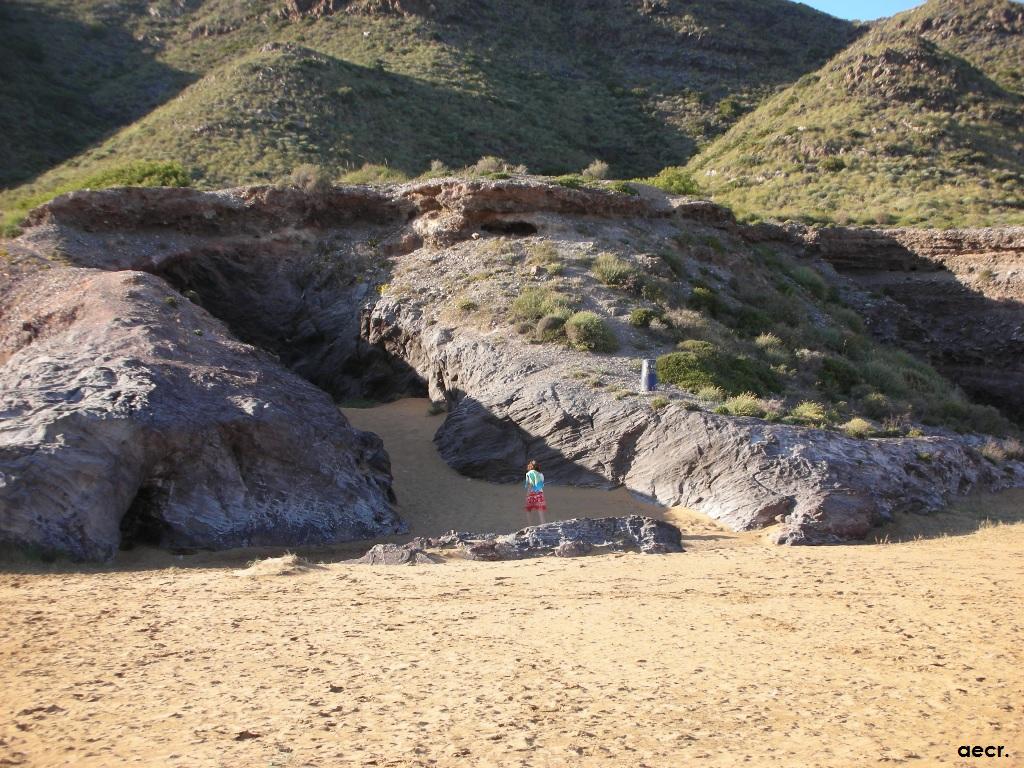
[800, 226, 1024, 421]
[3, 179, 1023, 559]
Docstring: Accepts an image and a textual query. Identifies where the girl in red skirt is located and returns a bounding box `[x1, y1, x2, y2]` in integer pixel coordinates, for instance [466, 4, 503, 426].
[524, 460, 547, 523]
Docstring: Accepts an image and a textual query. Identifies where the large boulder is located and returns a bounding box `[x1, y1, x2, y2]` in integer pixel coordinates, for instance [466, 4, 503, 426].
[0, 267, 403, 561]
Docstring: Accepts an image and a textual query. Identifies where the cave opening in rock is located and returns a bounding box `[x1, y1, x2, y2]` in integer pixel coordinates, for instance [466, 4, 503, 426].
[151, 248, 427, 403]
[119, 484, 171, 550]
[480, 220, 538, 236]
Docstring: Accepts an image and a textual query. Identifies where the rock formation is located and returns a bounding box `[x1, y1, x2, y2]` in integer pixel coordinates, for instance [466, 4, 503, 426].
[800, 226, 1024, 421]
[431, 516, 684, 559]
[4, 179, 1023, 558]
[0, 266, 401, 561]
[352, 516, 684, 562]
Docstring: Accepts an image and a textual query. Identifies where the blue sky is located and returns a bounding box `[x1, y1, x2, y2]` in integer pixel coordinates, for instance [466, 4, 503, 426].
[801, 1, 923, 20]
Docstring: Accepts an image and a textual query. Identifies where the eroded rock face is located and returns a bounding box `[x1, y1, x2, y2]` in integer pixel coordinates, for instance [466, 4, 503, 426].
[365, 297, 1024, 545]
[5, 179, 1024, 555]
[802, 226, 1024, 421]
[0, 268, 402, 561]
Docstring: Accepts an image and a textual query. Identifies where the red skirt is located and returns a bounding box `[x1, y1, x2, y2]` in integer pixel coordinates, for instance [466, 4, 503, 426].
[525, 490, 547, 512]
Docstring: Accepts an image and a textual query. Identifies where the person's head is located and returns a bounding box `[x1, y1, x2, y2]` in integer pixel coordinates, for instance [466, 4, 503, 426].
[527, 460, 540, 472]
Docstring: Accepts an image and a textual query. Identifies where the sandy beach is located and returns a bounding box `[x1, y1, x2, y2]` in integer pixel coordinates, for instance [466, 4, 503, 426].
[2, 399, 1022, 767]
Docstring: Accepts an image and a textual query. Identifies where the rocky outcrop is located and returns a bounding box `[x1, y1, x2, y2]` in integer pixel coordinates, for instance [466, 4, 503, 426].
[803, 226, 1024, 420]
[365, 296, 1024, 545]
[0, 267, 402, 561]
[5, 179, 1024, 557]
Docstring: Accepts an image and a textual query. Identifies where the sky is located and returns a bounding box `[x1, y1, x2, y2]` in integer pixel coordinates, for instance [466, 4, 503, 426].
[801, 1, 923, 20]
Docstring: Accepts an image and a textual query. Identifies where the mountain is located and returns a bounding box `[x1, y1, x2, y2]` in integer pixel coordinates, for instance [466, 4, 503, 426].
[0, 0, 857, 194]
[687, 0, 1024, 227]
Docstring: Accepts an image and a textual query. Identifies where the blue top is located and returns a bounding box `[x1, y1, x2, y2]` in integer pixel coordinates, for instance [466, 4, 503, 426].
[524, 470, 544, 492]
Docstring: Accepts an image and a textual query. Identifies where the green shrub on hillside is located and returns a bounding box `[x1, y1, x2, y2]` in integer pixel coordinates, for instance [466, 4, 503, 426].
[291, 163, 330, 194]
[565, 311, 618, 353]
[592, 253, 636, 287]
[629, 308, 657, 328]
[339, 163, 410, 185]
[511, 287, 571, 322]
[841, 417, 874, 439]
[718, 393, 768, 418]
[688, 286, 723, 317]
[817, 356, 861, 396]
[657, 341, 780, 396]
[820, 157, 846, 173]
[787, 400, 828, 426]
[787, 265, 828, 300]
[582, 159, 610, 179]
[536, 313, 569, 342]
[642, 166, 700, 196]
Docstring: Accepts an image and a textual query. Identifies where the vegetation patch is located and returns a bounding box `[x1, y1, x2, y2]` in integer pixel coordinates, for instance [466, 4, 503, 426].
[511, 287, 572, 322]
[565, 312, 618, 353]
[2, 160, 191, 236]
[657, 341, 780, 397]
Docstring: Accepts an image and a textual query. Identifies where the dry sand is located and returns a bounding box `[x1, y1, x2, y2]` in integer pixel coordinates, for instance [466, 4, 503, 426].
[1, 399, 1023, 767]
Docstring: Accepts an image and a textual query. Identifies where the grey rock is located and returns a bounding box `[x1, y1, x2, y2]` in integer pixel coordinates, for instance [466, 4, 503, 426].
[432, 516, 683, 559]
[351, 542, 443, 565]
[0, 267, 403, 561]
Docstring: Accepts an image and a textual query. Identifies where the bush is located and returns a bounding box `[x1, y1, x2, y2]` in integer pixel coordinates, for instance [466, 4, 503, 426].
[607, 181, 639, 196]
[788, 400, 828, 426]
[721, 393, 768, 418]
[818, 356, 862, 396]
[629, 308, 657, 328]
[536, 313, 568, 341]
[565, 311, 619, 353]
[592, 253, 636, 287]
[469, 156, 526, 176]
[820, 157, 846, 173]
[755, 332, 784, 351]
[731, 306, 771, 336]
[696, 385, 726, 403]
[339, 163, 410, 185]
[511, 288, 571, 321]
[291, 163, 330, 193]
[656, 343, 780, 396]
[455, 297, 479, 312]
[582, 159, 610, 179]
[643, 166, 700, 196]
[688, 285, 723, 317]
[554, 174, 585, 189]
[841, 417, 874, 439]
[650, 396, 670, 410]
[861, 392, 893, 419]
[788, 265, 828, 300]
[717, 97, 744, 121]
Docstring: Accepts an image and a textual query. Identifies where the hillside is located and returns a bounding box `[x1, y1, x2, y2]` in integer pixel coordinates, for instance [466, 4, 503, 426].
[688, 0, 1024, 227]
[0, 0, 858, 209]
